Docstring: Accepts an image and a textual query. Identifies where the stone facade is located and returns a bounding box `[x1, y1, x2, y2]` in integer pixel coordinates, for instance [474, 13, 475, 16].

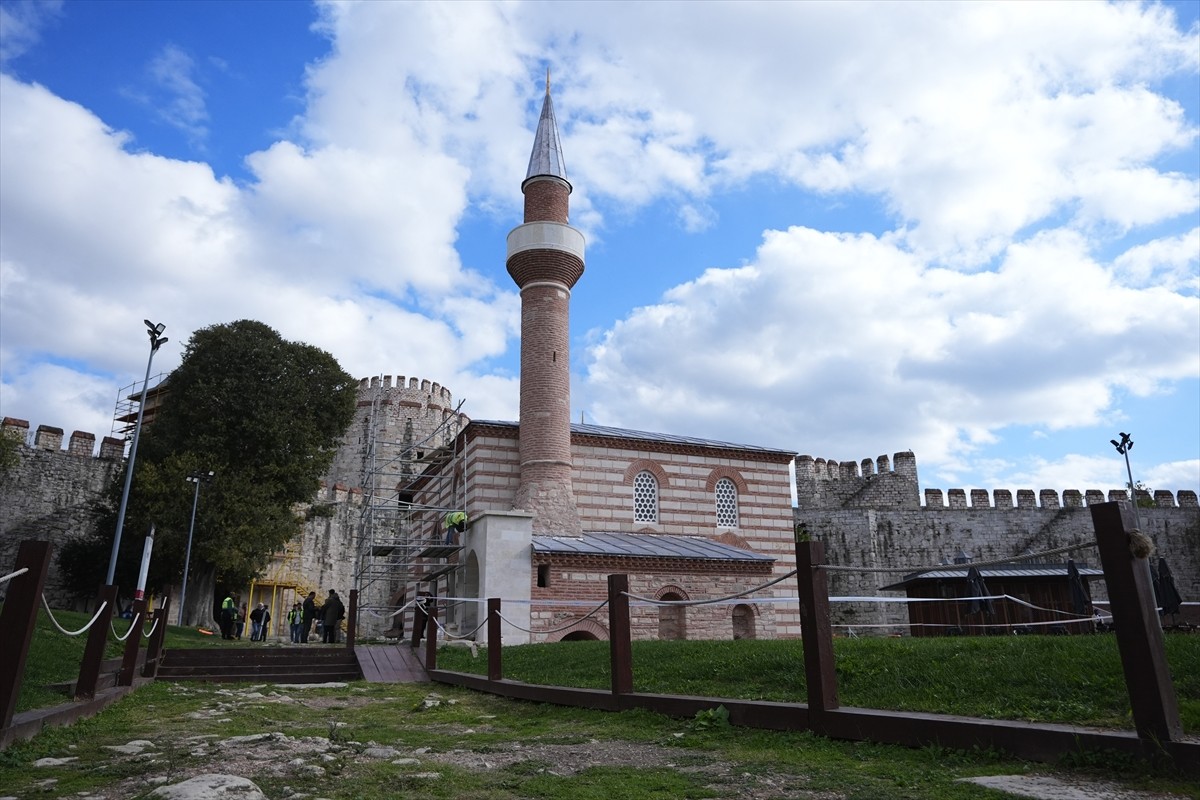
[0, 418, 124, 608]
[794, 451, 1200, 631]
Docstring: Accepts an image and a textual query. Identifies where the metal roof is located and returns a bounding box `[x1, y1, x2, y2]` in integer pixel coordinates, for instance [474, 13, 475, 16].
[533, 532, 775, 563]
[525, 83, 569, 186]
[469, 419, 796, 457]
[881, 564, 1105, 591]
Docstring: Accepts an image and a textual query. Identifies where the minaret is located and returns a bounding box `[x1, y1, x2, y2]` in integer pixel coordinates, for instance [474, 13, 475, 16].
[507, 74, 585, 536]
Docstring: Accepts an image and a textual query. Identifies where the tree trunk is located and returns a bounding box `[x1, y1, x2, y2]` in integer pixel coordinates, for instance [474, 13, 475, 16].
[182, 561, 219, 627]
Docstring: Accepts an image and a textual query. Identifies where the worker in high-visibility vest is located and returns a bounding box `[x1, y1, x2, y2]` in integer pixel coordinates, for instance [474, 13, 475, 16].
[444, 511, 467, 543]
[219, 592, 237, 640]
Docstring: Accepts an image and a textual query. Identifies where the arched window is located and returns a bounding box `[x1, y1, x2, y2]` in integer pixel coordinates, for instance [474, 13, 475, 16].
[715, 477, 738, 527]
[634, 470, 658, 523]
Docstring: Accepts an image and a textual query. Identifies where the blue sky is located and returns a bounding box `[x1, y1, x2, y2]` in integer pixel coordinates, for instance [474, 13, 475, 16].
[1, 0, 1197, 499]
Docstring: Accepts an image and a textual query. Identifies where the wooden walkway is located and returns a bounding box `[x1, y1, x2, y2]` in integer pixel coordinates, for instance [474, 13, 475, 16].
[354, 644, 429, 683]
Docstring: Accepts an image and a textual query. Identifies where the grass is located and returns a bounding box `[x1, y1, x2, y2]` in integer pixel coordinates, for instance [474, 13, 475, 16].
[3, 679, 1198, 799]
[5, 610, 1199, 798]
[435, 634, 1200, 732]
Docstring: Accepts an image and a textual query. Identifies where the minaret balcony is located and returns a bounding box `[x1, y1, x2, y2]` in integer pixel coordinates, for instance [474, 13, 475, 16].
[507, 221, 586, 264]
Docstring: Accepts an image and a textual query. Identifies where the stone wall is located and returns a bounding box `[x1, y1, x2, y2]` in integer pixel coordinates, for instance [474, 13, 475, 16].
[795, 462, 1200, 632]
[0, 419, 124, 608]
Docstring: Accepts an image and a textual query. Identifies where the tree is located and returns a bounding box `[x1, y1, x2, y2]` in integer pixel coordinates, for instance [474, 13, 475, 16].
[59, 320, 356, 624]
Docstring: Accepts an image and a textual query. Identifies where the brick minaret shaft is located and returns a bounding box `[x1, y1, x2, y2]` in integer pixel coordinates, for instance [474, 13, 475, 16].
[506, 79, 585, 536]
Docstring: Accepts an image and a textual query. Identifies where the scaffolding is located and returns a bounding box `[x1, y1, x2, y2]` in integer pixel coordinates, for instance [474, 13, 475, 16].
[111, 372, 170, 439]
[352, 378, 468, 636]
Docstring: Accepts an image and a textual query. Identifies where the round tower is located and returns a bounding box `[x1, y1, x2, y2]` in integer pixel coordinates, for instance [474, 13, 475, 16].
[324, 375, 467, 491]
[506, 76, 585, 536]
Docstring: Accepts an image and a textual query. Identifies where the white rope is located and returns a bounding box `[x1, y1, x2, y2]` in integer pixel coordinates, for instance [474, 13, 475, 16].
[142, 616, 160, 638]
[498, 599, 611, 635]
[40, 596, 109, 636]
[0, 566, 29, 586]
[430, 613, 489, 641]
[837, 615, 1110, 633]
[111, 612, 142, 642]
[819, 541, 1098, 575]
[361, 599, 417, 618]
[623, 569, 800, 607]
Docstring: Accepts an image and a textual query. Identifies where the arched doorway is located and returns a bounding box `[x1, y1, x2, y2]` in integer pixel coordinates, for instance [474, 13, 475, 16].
[658, 592, 686, 640]
[732, 603, 756, 639]
[561, 630, 599, 641]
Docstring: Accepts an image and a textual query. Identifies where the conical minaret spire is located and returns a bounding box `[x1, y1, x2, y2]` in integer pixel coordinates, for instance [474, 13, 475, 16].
[506, 77, 586, 536]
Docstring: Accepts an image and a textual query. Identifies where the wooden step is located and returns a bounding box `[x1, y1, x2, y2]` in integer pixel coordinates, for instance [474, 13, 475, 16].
[155, 647, 362, 683]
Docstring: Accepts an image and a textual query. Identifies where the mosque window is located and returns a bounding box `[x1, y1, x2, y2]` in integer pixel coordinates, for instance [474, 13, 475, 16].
[633, 470, 658, 523]
[715, 477, 738, 527]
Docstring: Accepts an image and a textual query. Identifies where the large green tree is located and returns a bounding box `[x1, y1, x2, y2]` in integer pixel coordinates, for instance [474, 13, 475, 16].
[59, 320, 356, 624]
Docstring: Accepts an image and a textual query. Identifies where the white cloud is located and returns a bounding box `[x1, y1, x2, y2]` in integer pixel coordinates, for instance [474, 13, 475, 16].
[146, 44, 209, 145]
[582, 225, 1199, 482]
[0, 0, 61, 64]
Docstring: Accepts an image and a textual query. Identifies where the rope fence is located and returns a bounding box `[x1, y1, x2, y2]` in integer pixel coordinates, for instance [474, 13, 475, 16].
[39, 595, 109, 637]
[0, 566, 29, 586]
[497, 599, 610, 635]
[110, 613, 142, 642]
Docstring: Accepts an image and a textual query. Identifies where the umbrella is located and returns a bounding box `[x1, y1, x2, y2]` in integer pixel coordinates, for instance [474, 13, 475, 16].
[965, 566, 994, 616]
[1067, 559, 1091, 616]
[1155, 557, 1183, 618]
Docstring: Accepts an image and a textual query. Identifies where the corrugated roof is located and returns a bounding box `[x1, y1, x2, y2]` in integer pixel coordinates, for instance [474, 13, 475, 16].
[881, 564, 1104, 591]
[533, 532, 775, 563]
[469, 419, 795, 456]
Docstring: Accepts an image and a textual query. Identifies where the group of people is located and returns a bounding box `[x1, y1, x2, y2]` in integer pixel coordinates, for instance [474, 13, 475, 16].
[220, 589, 345, 644]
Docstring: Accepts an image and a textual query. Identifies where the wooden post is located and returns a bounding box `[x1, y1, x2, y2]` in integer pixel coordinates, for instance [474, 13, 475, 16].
[1090, 502, 1183, 742]
[423, 594, 439, 671]
[487, 598, 502, 681]
[346, 589, 358, 652]
[117, 598, 146, 687]
[0, 540, 52, 728]
[795, 540, 839, 713]
[608, 574, 633, 696]
[77, 584, 118, 699]
[410, 592, 429, 650]
[143, 588, 171, 678]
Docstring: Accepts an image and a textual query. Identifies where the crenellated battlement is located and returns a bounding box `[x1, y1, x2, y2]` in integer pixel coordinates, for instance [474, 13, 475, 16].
[2, 417, 125, 460]
[795, 450, 920, 509]
[356, 375, 453, 404]
[923, 487, 1199, 509]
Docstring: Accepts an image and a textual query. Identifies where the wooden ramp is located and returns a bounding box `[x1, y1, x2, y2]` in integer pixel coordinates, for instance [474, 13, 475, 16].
[355, 644, 429, 683]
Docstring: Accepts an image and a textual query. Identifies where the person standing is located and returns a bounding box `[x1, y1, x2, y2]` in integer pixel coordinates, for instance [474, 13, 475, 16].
[258, 603, 271, 642]
[322, 590, 345, 644]
[235, 603, 247, 640]
[220, 591, 236, 640]
[300, 591, 318, 643]
[288, 602, 303, 643]
[249, 603, 265, 641]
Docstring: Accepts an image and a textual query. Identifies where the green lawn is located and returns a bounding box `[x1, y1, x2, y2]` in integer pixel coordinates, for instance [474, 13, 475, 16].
[435, 634, 1200, 732]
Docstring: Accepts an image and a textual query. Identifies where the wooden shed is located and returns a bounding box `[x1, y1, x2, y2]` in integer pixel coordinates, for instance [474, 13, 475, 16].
[880, 563, 1104, 637]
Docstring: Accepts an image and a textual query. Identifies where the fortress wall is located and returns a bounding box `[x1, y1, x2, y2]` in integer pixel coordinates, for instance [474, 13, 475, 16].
[324, 376, 467, 492]
[0, 419, 124, 608]
[795, 451, 920, 509]
[797, 503, 1200, 630]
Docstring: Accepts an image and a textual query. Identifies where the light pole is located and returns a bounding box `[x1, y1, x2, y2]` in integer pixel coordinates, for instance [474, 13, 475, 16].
[1110, 431, 1141, 531]
[178, 470, 215, 626]
[106, 320, 168, 586]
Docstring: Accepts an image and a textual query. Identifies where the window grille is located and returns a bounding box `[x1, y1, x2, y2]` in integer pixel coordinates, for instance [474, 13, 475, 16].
[634, 470, 658, 523]
[715, 477, 738, 527]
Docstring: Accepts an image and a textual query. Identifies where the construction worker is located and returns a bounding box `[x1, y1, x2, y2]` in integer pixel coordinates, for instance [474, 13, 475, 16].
[219, 592, 236, 640]
[443, 510, 467, 544]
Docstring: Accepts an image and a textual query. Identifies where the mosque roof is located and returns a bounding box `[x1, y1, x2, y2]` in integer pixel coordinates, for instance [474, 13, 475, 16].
[525, 77, 569, 187]
[532, 531, 776, 563]
[468, 419, 796, 457]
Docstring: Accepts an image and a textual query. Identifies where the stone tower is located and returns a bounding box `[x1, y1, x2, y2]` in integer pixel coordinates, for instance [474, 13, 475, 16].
[506, 77, 585, 536]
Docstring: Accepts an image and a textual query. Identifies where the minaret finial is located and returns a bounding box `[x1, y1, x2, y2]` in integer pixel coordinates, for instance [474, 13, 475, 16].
[546, 67, 551, 95]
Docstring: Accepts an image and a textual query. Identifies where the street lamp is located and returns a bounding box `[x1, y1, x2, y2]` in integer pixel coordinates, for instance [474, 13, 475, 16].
[106, 320, 168, 586]
[1110, 431, 1141, 531]
[178, 470, 215, 626]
